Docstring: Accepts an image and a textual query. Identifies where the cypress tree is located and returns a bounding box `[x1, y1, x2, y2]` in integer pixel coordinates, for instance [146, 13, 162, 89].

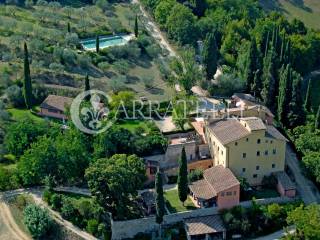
[155, 171, 165, 229]
[134, 15, 139, 38]
[178, 147, 188, 205]
[67, 22, 71, 33]
[315, 105, 320, 130]
[84, 74, 91, 101]
[305, 78, 312, 112]
[288, 71, 306, 128]
[202, 33, 218, 80]
[96, 35, 100, 53]
[261, 46, 276, 110]
[277, 64, 292, 126]
[251, 69, 261, 98]
[23, 42, 33, 109]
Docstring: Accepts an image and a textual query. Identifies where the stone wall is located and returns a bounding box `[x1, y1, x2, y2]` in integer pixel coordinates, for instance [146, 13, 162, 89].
[111, 197, 296, 240]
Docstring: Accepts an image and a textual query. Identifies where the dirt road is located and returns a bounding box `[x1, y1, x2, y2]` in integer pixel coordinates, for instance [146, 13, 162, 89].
[0, 200, 30, 240]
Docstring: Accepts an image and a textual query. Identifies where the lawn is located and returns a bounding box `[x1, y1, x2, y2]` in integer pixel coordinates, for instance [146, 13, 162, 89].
[260, 0, 320, 29]
[164, 189, 196, 213]
[7, 108, 45, 123]
[115, 119, 152, 132]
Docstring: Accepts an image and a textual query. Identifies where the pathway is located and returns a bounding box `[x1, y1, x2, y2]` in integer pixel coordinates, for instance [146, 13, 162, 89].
[286, 145, 320, 204]
[132, 0, 177, 57]
[253, 226, 295, 240]
[1, 188, 97, 240]
[0, 200, 30, 240]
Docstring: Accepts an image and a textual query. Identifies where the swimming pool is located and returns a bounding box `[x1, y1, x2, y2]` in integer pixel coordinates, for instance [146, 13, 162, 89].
[80, 35, 133, 51]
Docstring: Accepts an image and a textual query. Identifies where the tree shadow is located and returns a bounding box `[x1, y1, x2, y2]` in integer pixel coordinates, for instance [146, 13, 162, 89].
[146, 87, 164, 95]
[260, 0, 312, 13]
[126, 75, 140, 84]
[287, 0, 312, 12]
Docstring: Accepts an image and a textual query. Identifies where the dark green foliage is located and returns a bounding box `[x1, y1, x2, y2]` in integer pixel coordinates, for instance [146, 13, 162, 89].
[202, 32, 218, 80]
[155, 171, 165, 225]
[96, 35, 100, 53]
[84, 74, 90, 101]
[4, 117, 48, 157]
[134, 15, 139, 38]
[188, 169, 203, 182]
[261, 46, 277, 110]
[23, 204, 52, 239]
[287, 204, 320, 238]
[85, 154, 146, 220]
[177, 147, 188, 204]
[304, 78, 312, 112]
[23, 42, 33, 109]
[315, 105, 320, 130]
[303, 151, 320, 183]
[288, 71, 306, 128]
[191, 0, 207, 17]
[277, 64, 292, 126]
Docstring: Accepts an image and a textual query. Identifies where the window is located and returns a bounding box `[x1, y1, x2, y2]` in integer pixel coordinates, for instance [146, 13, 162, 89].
[265, 150, 268, 156]
[257, 139, 261, 144]
[244, 123, 247, 127]
[242, 168, 246, 172]
[273, 149, 277, 154]
[218, 147, 220, 151]
[235, 142, 238, 146]
[246, 138, 249, 142]
[257, 151, 260, 156]
[226, 192, 232, 196]
[221, 151, 223, 155]
[256, 166, 260, 170]
[234, 191, 237, 195]
[272, 164, 276, 168]
[221, 192, 225, 196]
[270, 140, 273, 144]
[266, 140, 269, 143]
[243, 153, 247, 158]
[253, 174, 258, 178]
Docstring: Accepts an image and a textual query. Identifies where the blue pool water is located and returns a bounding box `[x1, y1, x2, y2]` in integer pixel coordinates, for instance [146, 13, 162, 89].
[81, 35, 128, 50]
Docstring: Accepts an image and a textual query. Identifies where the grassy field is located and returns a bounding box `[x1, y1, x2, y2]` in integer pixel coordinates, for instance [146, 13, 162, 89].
[164, 189, 196, 213]
[260, 0, 320, 29]
[7, 108, 45, 122]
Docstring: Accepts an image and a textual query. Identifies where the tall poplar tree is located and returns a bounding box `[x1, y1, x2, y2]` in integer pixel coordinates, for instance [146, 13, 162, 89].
[288, 71, 305, 128]
[23, 42, 33, 109]
[178, 147, 188, 205]
[261, 46, 276, 110]
[134, 15, 139, 38]
[305, 78, 312, 112]
[202, 33, 218, 80]
[84, 74, 91, 101]
[277, 64, 292, 126]
[315, 105, 320, 130]
[155, 171, 165, 235]
[96, 35, 100, 53]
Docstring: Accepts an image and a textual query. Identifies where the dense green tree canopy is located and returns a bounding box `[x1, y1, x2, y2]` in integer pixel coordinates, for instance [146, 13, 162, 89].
[85, 154, 146, 219]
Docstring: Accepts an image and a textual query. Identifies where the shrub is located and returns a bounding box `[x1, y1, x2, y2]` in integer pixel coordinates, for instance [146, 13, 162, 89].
[86, 219, 99, 236]
[15, 195, 28, 210]
[188, 169, 203, 182]
[42, 189, 52, 203]
[50, 194, 62, 211]
[60, 197, 76, 220]
[23, 204, 53, 239]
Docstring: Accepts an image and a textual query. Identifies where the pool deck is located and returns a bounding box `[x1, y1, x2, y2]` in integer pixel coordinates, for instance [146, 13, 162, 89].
[81, 34, 135, 51]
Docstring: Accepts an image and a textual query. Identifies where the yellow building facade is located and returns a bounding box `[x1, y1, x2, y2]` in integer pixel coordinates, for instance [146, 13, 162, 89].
[205, 117, 287, 185]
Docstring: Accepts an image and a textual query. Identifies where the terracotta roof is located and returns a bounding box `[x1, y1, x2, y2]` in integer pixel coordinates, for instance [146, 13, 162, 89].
[184, 215, 226, 236]
[208, 119, 250, 145]
[191, 120, 206, 143]
[274, 172, 296, 190]
[266, 126, 288, 141]
[40, 95, 73, 112]
[204, 165, 240, 193]
[241, 117, 266, 131]
[189, 179, 216, 200]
